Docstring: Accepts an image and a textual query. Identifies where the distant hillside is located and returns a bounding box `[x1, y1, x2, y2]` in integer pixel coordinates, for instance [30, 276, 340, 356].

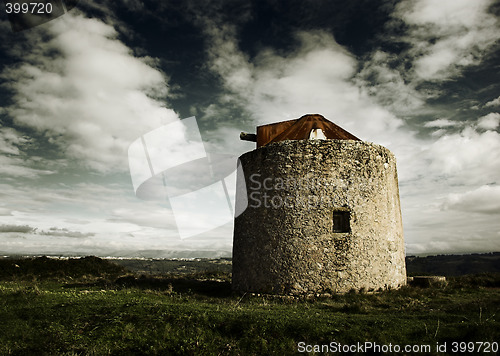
[112, 253, 500, 277]
[405, 252, 500, 276]
[0, 256, 126, 280]
[1, 253, 498, 278]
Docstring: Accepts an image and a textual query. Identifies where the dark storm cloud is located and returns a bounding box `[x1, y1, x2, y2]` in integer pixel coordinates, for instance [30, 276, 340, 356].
[0, 224, 36, 233]
[39, 227, 95, 238]
[0, 225, 94, 237]
[236, 0, 395, 56]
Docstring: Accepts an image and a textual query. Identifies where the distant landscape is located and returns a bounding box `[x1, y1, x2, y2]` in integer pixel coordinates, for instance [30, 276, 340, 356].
[405, 252, 500, 276]
[108, 252, 500, 277]
[2, 252, 499, 277]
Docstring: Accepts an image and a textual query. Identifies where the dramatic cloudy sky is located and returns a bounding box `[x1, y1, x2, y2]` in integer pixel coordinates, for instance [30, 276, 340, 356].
[0, 0, 499, 257]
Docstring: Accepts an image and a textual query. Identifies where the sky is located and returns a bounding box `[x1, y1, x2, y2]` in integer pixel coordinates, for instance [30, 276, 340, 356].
[0, 0, 499, 258]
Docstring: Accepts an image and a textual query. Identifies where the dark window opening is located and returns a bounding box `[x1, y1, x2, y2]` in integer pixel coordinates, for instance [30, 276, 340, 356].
[332, 210, 350, 233]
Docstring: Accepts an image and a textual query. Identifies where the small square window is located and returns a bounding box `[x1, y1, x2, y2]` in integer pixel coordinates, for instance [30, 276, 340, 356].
[332, 210, 350, 233]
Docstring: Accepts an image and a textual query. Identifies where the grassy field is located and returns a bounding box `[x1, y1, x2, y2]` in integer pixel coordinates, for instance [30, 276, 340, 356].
[0, 257, 499, 355]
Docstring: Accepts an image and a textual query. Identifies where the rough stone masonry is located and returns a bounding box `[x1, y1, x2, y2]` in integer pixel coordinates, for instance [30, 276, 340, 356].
[232, 139, 406, 295]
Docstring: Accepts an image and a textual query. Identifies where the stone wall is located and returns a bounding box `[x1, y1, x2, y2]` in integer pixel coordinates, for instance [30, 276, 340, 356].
[232, 139, 406, 295]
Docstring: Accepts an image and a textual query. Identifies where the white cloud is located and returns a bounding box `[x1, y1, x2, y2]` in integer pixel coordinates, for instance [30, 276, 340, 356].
[356, 0, 500, 119]
[0, 155, 55, 178]
[0, 127, 56, 179]
[0, 204, 233, 257]
[393, 0, 500, 81]
[424, 118, 461, 128]
[0, 127, 30, 155]
[425, 127, 500, 183]
[1, 13, 179, 173]
[355, 51, 426, 115]
[0, 208, 12, 216]
[202, 26, 406, 148]
[109, 207, 178, 230]
[485, 96, 500, 108]
[402, 184, 500, 255]
[398, 124, 500, 253]
[396, 0, 491, 27]
[0, 175, 236, 256]
[443, 185, 500, 214]
[477, 112, 500, 130]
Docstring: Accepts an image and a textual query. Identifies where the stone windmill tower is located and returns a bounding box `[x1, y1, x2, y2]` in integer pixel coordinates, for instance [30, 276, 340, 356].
[233, 114, 406, 295]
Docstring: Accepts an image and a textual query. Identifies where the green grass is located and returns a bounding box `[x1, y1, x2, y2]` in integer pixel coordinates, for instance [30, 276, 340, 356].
[0, 258, 499, 355]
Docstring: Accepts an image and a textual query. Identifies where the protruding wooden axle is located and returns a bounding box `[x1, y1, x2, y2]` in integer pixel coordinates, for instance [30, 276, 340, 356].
[240, 132, 257, 142]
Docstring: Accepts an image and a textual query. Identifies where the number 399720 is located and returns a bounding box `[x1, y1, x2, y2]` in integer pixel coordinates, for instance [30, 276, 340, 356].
[5, 2, 53, 14]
